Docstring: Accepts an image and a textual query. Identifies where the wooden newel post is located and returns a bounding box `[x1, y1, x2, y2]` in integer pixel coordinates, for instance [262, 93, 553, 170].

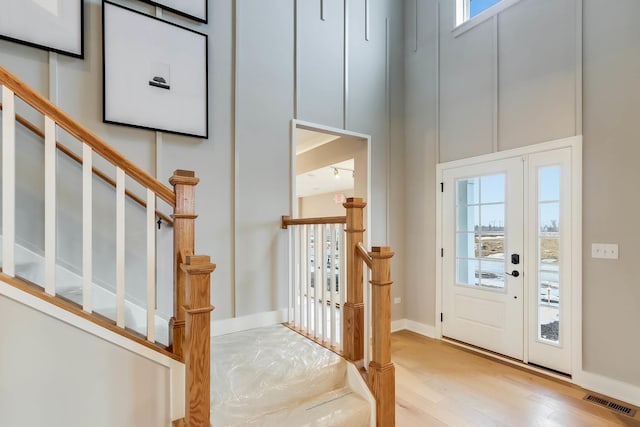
[169, 169, 199, 359]
[343, 197, 366, 362]
[369, 246, 395, 427]
[182, 255, 216, 427]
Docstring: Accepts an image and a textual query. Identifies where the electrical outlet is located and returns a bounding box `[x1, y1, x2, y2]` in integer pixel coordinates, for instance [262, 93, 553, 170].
[394, 297, 401, 304]
[592, 243, 619, 259]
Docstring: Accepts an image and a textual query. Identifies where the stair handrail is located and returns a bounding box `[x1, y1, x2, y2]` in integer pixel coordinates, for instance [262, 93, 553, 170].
[1, 65, 212, 426]
[0, 66, 175, 206]
[0, 102, 173, 226]
[343, 197, 395, 427]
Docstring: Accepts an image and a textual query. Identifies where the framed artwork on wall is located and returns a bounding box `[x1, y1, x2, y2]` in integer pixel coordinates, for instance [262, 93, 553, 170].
[137, 0, 207, 24]
[102, 1, 208, 138]
[0, 0, 84, 58]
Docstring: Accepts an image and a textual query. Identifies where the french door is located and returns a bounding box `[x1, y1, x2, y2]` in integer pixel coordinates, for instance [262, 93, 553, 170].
[441, 146, 575, 374]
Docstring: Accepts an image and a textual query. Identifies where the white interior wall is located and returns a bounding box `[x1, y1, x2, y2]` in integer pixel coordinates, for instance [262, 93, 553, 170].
[0, 295, 171, 427]
[403, 0, 640, 392]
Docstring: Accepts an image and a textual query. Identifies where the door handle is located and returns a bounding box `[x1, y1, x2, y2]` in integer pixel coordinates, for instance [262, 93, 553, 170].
[505, 270, 520, 278]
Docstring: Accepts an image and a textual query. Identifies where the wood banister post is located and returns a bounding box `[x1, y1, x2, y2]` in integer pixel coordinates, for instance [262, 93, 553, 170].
[368, 246, 395, 427]
[181, 254, 216, 427]
[169, 169, 199, 359]
[342, 197, 366, 362]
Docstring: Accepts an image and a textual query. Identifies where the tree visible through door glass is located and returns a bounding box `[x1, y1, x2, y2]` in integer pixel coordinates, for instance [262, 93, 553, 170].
[456, 174, 506, 290]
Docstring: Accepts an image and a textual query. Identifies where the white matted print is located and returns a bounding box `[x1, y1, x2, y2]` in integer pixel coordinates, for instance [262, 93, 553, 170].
[0, 0, 83, 57]
[103, 1, 208, 138]
[138, 0, 207, 23]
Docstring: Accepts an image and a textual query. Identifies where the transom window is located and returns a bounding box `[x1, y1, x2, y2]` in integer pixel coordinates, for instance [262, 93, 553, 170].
[455, 0, 512, 27]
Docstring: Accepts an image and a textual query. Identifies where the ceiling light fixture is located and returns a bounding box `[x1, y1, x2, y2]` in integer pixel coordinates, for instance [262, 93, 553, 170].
[333, 167, 340, 179]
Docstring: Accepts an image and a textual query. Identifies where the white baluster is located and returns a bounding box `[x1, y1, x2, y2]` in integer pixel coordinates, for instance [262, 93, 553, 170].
[306, 225, 312, 334]
[330, 224, 336, 348]
[44, 117, 56, 295]
[146, 189, 156, 342]
[116, 168, 126, 328]
[288, 225, 293, 324]
[314, 224, 320, 339]
[2, 86, 15, 277]
[300, 225, 307, 332]
[339, 228, 346, 351]
[82, 144, 93, 312]
[364, 268, 372, 371]
[294, 225, 301, 328]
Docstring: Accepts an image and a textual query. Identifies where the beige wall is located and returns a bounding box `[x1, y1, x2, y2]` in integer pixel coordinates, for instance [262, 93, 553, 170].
[298, 190, 355, 218]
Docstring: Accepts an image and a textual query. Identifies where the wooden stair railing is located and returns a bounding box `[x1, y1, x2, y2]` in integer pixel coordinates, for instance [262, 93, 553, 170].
[0, 66, 212, 427]
[282, 197, 395, 427]
[343, 197, 395, 427]
[0, 102, 173, 226]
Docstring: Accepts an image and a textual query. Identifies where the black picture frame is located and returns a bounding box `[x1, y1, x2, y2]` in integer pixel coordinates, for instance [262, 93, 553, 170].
[137, 0, 208, 24]
[0, 0, 84, 58]
[102, 0, 209, 139]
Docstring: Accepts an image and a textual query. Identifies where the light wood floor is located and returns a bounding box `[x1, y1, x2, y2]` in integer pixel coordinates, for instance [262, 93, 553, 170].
[392, 331, 640, 426]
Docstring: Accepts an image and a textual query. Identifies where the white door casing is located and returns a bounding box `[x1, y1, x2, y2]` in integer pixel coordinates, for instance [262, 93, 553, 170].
[436, 137, 581, 376]
[442, 157, 524, 360]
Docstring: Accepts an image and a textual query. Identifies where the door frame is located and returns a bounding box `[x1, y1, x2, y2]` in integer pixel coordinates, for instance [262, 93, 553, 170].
[290, 119, 372, 234]
[435, 135, 582, 377]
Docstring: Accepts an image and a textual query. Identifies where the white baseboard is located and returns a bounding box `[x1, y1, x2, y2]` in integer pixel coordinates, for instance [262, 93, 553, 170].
[211, 309, 288, 337]
[391, 318, 436, 338]
[576, 370, 640, 408]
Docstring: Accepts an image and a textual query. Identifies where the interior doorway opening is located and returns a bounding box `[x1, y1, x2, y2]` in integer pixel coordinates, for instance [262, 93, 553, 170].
[291, 121, 370, 225]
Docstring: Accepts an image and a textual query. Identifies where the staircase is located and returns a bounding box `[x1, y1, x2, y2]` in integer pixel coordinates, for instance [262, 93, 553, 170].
[0, 65, 395, 426]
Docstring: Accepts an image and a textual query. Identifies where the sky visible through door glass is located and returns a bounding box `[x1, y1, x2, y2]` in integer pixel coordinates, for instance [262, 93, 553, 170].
[473, 169, 559, 228]
[470, 0, 502, 18]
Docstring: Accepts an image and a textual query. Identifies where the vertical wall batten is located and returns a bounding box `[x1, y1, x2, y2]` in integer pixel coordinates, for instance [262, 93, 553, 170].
[116, 168, 126, 328]
[82, 144, 93, 312]
[2, 86, 15, 277]
[146, 189, 156, 342]
[365, 0, 370, 41]
[44, 117, 57, 295]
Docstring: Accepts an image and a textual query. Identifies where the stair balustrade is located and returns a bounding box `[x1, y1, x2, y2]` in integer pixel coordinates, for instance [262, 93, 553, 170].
[282, 197, 395, 427]
[0, 66, 212, 427]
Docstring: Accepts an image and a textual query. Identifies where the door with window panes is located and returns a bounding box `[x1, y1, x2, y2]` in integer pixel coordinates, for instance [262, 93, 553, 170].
[441, 148, 573, 374]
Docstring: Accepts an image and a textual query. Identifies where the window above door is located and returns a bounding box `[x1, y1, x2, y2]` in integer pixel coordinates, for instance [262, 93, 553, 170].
[454, 0, 522, 37]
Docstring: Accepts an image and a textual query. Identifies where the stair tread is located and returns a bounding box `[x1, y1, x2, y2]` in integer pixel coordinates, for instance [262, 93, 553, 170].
[212, 325, 346, 408]
[214, 386, 371, 427]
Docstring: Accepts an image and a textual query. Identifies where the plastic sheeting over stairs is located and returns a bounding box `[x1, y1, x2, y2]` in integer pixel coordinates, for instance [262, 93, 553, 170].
[211, 325, 373, 427]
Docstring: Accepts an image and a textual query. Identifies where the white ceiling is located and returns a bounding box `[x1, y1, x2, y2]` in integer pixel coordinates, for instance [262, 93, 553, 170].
[296, 128, 341, 155]
[296, 159, 354, 198]
[296, 128, 354, 198]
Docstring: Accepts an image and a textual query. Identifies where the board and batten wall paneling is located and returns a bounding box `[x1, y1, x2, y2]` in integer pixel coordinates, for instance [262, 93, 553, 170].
[235, 0, 294, 316]
[498, 0, 577, 150]
[582, 0, 640, 388]
[403, 0, 438, 326]
[438, 3, 495, 162]
[296, 0, 345, 128]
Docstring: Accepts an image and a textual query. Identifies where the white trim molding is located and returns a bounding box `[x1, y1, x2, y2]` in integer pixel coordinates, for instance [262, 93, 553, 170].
[211, 309, 288, 337]
[391, 318, 437, 339]
[575, 371, 640, 408]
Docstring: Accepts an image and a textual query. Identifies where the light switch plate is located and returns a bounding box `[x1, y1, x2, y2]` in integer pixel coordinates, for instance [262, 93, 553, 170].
[394, 297, 401, 304]
[592, 243, 619, 259]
